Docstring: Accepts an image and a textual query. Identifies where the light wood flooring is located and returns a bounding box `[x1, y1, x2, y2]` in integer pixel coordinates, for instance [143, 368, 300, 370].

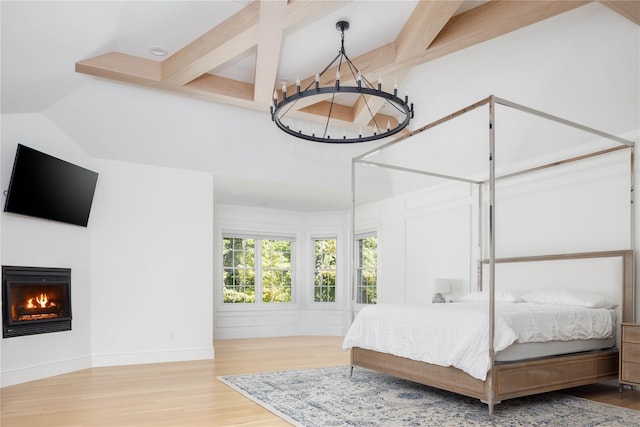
[1, 336, 638, 426]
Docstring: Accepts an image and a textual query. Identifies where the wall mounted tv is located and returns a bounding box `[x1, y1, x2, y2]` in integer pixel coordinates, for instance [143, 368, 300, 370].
[3, 144, 99, 227]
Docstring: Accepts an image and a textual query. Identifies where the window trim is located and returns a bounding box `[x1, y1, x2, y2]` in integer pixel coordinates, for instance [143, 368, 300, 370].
[221, 233, 296, 308]
[354, 231, 378, 306]
[310, 236, 338, 305]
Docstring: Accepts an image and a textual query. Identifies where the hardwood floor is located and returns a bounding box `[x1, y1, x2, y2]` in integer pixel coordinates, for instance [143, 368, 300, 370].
[1, 336, 638, 426]
[564, 383, 640, 411]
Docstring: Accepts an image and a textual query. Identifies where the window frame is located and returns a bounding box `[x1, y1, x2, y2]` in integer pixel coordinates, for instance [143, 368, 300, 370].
[354, 231, 378, 305]
[222, 236, 256, 304]
[221, 233, 296, 307]
[310, 236, 338, 305]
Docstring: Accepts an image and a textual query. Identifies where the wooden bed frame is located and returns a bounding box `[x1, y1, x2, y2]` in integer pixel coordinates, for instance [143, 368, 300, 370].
[350, 97, 636, 417]
[350, 250, 634, 415]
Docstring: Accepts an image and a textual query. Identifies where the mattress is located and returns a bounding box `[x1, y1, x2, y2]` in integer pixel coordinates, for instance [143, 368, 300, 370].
[342, 302, 615, 380]
[495, 307, 617, 361]
[495, 337, 615, 361]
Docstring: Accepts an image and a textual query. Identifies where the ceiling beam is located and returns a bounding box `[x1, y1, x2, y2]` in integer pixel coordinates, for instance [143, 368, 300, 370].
[76, 0, 597, 123]
[289, 1, 584, 127]
[161, 2, 260, 87]
[284, 0, 348, 28]
[414, 1, 591, 66]
[254, 0, 287, 106]
[352, 0, 462, 127]
[394, 0, 463, 61]
[276, 42, 397, 119]
[75, 52, 161, 85]
[184, 74, 255, 105]
[291, 0, 588, 114]
[76, 0, 344, 107]
[600, 0, 640, 24]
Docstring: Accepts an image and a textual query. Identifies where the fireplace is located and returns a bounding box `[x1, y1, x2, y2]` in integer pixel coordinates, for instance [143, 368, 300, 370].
[2, 266, 72, 338]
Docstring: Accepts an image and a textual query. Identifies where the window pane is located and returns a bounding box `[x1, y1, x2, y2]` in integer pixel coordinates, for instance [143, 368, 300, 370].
[356, 235, 377, 304]
[223, 237, 256, 303]
[261, 239, 292, 303]
[313, 239, 336, 302]
[222, 236, 295, 305]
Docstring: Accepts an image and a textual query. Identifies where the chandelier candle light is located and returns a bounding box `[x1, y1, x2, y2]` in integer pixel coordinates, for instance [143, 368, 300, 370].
[270, 21, 414, 143]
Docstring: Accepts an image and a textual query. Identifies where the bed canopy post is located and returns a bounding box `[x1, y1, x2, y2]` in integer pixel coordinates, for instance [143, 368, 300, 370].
[630, 145, 635, 254]
[350, 158, 356, 324]
[631, 145, 636, 323]
[349, 95, 635, 417]
[477, 185, 484, 291]
[487, 96, 497, 417]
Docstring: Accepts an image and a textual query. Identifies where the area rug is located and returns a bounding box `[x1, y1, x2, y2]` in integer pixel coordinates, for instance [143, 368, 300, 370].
[219, 365, 640, 427]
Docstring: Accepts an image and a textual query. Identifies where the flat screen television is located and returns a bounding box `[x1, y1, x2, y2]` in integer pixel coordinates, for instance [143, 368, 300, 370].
[3, 144, 99, 227]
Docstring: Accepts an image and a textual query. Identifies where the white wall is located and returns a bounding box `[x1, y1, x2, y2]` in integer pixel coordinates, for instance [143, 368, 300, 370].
[404, 183, 475, 302]
[355, 136, 636, 315]
[1, 114, 94, 386]
[0, 114, 348, 382]
[492, 150, 631, 257]
[357, 1, 639, 315]
[403, 3, 639, 139]
[214, 205, 349, 339]
[1, 1, 638, 386]
[90, 159, 214, 366]
[1, 115, 215, 385]
[354, 181, 476, 306]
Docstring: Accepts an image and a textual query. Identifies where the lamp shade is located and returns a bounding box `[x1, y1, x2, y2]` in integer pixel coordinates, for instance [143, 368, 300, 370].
[433, 278, 451, 294]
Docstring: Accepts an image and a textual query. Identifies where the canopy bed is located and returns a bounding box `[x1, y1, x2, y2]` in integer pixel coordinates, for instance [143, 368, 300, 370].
[345, 95, 636, 417]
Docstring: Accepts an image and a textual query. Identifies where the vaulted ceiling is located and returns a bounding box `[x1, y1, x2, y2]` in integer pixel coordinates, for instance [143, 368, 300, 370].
[74, 0, 639, 134]
[2, 1, 639, 212]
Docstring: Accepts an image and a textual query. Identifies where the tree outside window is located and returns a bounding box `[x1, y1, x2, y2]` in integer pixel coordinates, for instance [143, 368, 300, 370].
[223, 236, 293, 304]
[261, 239, 292, 303]
[356, 234, 377, 304]
[313, 238, 336, 302]
[223, 237, 255, 303]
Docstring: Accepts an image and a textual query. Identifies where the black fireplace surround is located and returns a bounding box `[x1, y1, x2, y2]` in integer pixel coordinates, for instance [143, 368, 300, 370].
[2, 266, 72, 338]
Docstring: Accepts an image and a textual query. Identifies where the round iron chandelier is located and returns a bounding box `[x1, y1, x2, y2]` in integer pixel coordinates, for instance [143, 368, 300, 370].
[270, 21, 414, 144]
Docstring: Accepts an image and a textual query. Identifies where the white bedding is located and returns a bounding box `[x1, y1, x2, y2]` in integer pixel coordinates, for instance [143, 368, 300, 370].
[342, 302, 614, 380]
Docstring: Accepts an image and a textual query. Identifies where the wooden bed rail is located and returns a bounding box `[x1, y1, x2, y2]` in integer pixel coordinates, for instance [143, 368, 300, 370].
[350, 249, 633, 418]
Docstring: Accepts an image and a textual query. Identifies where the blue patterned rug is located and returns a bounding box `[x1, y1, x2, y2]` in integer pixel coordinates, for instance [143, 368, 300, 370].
[219, 365, 639, 427]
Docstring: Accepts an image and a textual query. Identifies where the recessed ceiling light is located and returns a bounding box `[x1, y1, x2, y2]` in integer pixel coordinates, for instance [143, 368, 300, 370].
[149, 46, 168, 57]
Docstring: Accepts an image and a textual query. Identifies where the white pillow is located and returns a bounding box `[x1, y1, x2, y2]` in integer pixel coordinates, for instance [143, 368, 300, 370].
[458, 291, 524, 303]
[521, 291, 617, 309]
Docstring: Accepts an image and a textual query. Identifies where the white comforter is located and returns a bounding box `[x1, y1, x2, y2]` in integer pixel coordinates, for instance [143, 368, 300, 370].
[342, 302, 614, 380]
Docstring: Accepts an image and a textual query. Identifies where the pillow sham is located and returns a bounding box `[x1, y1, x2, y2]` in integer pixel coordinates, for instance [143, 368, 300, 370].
[521, 290, 617, 309]
[458, 291, 524, 303]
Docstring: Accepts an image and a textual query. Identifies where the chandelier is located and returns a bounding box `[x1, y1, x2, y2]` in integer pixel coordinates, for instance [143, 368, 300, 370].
[270, 21, 414, 144]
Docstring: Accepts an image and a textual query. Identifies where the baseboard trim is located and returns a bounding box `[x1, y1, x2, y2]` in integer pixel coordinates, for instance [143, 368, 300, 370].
[91, 347, 214, 368]
[1, 355, 92, 387]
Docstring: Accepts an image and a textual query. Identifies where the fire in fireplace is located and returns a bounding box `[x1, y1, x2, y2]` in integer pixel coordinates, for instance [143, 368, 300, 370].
[2, 266, 72, 338]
